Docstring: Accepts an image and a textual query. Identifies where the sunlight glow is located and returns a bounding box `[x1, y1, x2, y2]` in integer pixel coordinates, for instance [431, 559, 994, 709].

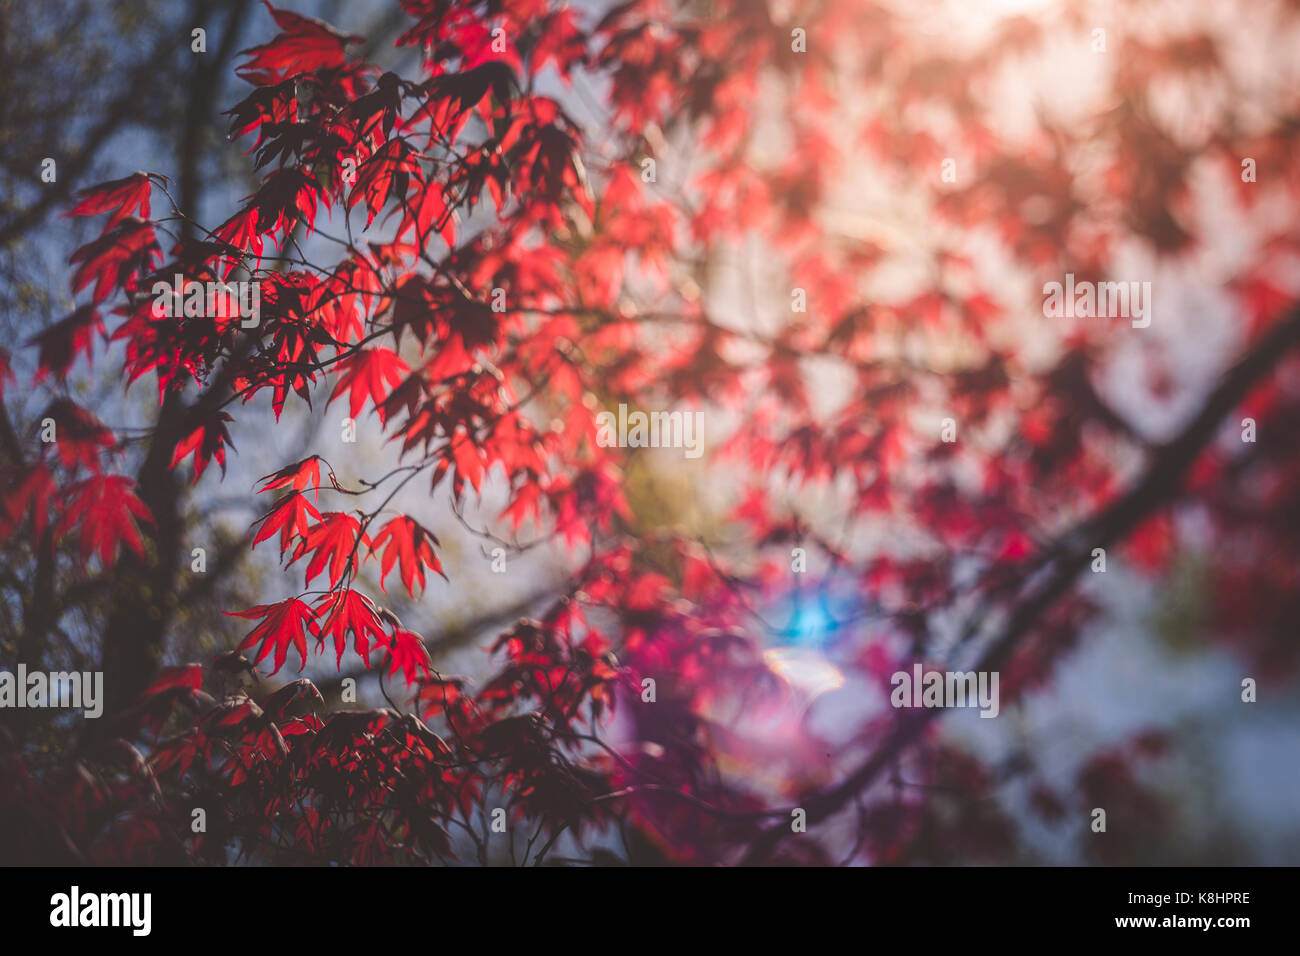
[763, 647, 846, 700]
[959, 0, 1054, 13]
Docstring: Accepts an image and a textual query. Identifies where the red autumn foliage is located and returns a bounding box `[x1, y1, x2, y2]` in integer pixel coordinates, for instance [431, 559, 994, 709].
[2, 0, 1300, 867]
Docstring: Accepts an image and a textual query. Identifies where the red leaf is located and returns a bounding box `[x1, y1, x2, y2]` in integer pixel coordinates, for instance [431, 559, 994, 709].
[140, 664, 203, 698]
[451, 427, 485, 493]
[348, 139, 421, 228]
[290, 511, 368, 587]
[314, 589, 388, 666]
[62, 173, 153, 228]
[531, 9, 587, 80]
[251, 166, 326, 239]
[39, 398, 116, 470]
[228, 598, 320, 675]
[384, 628, 432, 686]
[56, 475, 152, 566]
[170, 410, 235, 482]
[258, 455, 325, 501]
[28, 305, 104, 383]
[328, 347, 410, 422]
[252, 491, 322, 553]
[68, 218, 161, 304]
[213, 207, 265, 268]
[428, 61, 516, 117]
[237, 1, 362, 86]
[370, 515, 445, 597]
[397, 177, 456, 249]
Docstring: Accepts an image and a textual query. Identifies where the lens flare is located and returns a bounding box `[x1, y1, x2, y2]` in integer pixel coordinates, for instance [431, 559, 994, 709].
[762, 647, 846, 700]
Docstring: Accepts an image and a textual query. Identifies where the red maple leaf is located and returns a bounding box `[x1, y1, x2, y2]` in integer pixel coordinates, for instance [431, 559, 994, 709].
[28, 305, 104, 383]
[314, 589, 389, 666]
[427, 61, 516, 117]
[450, 427, 485, 493]
[531, 9, 587, 80]
[39, 398, 116, 470]
[384, 627, 432, 686]
[258, 455, 326, 501]
[370, 515, 446, 597]
[62, 172, 154, 228]
[56, 475, 152, 566]
[139, 664, 203, 698]
[328, 347, 410, 422]
[252, 491, 322, 553]
[250, 166, 326, 239]
[290, 511, 368, 587]
[213, 207, 265, 270]
[68, 218, 161, 304]
[348, 139, 422, 228]
[170, 409, 236, 482]
[228, 598, 320, 675]
[236, 1, 362, 86]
